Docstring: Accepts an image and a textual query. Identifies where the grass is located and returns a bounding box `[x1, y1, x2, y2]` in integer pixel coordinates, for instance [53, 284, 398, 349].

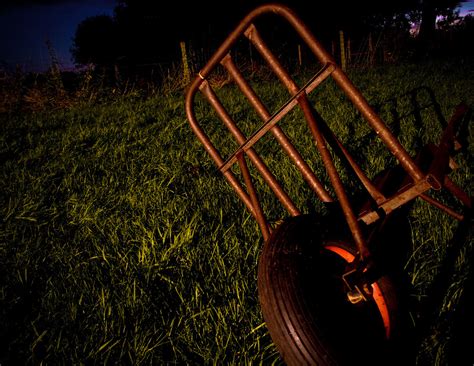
[0, 60, 473, 364]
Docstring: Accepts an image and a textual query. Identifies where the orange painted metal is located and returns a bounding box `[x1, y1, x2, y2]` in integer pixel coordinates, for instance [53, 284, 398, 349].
[325, 245, 391, 339]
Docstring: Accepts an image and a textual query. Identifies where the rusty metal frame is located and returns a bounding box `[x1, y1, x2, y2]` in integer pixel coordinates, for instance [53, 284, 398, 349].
[185, 4, 470, 260]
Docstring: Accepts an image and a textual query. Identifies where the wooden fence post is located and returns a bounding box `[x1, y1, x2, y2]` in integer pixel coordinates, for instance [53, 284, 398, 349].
[368, 33, 374, 66]
[339, 30, 346, 71]
[347, 38, 351, 66]
[180, 41, 190, 85]
[297, 44, 302, 67]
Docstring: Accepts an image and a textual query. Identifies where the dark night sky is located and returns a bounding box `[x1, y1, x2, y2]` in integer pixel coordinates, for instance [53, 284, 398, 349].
[0, 0, 115, 71]
[0, 0, 473, 72]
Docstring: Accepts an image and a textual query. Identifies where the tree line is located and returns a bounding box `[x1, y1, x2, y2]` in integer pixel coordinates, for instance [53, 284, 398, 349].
[71, 0, 472, 77]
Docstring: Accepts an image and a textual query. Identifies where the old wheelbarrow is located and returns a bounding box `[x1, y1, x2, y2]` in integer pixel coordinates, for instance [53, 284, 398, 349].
[185, 4, 472, 365]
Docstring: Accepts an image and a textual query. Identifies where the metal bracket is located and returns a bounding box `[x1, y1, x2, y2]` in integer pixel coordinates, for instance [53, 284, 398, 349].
[342, 266, 374, 304]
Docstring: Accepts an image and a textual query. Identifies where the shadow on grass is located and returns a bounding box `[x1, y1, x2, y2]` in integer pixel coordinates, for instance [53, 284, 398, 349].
[417, 208, 473, 365]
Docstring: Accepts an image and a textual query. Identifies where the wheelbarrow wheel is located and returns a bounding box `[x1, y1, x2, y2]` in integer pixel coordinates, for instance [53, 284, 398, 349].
[258, 215, 398, 366]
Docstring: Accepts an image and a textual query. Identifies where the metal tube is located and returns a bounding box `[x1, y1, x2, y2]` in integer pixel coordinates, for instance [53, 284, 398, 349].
[185, 79, 256, 215]
[242, 26, 408, 199]
[245, 25, 369, 259]
[219, 63, 336, 173]
[237, 154, 271, 240]
[330, 69, 425, 182]
[420, 193, 464, 221]
[443, 176, 472, 209]
[263, 4, 426, 182]
[311, 108, 387, 204]
[221, 54, 333, 203]
[300, 97, 370, 259]
[188, 2, 425, 186]
[199, 80, 301, 216]
[185, 3, 470, 244]
[359, 179, 432, 225]
[428, 103, 469, 188]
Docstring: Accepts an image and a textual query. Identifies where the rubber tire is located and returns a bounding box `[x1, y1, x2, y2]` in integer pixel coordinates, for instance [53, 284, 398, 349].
[258, 215, 398, 366]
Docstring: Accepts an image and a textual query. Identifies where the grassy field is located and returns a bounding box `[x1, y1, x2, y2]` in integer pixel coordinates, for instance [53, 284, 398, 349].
[1, 60, 473, 364]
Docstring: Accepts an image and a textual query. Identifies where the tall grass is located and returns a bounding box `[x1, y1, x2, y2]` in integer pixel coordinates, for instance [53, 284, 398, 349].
[1, 60, 472, 364]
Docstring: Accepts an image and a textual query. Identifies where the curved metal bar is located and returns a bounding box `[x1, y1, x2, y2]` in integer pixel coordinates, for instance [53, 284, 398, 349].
[185, 81, 256, 217]
[184, 3, 455, 250]
[186, 4, 425, 203]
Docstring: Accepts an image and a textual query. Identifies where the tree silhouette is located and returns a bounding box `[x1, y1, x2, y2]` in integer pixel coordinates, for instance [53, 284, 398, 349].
[71, 0, 469, 74]
[71, 15, 119, 68]
[418, 0, 464, 40]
